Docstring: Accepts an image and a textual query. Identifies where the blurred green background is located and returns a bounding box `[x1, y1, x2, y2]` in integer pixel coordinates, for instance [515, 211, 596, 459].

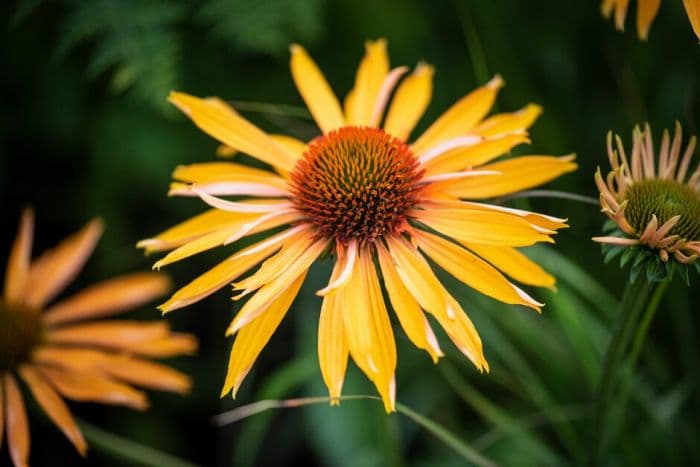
[2, 0, 699, 465]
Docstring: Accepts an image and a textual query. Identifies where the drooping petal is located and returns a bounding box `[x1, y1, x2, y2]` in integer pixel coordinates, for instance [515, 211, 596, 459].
[439, 291, 489, 371]
[152, 209, 301, 269]
[345, 39, 390, 126]
[637, 0, 661, 40]
[413, 230, 543, 311]
[384, 63, 434, 141]
[38, 366, 148, 410]
[376, 244, 442, 362]
[290, 45, 345, 134]
[227, 237, 327, 335]
[44, 273, 171, 326]
[411, 75, 504, 156]
[428, 155, 577, 199]
[18, 365, 87, 456]
[413, 206, 555, 246]
[423, 133, 531, 175]
[4, 208, 34, 305]
[317, 260, 349, 404]
[4, 374, 30, 467]
[462, 243, 555, 288]
[472, 103, 542, 137]
[684, 0, 700, 40]
[221, 272, 306, 398]
[168, 93, 298, 172]
[137, 209, 255, 254]
[340, 251, 396, 412]
[158, 232, 288, 313]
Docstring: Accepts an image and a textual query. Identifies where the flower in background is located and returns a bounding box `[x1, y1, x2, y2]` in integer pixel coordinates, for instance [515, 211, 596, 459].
[601, 0, 700, 41]
[594, 123, 700, 282]
[141, 40, 575, 412]
[1, 209, 196, 467]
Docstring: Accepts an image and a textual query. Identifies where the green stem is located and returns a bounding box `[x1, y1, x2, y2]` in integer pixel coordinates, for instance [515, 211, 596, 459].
[214, 395, 497, 467]
[77, 418, 200, 467]
[590, 277, 658, 465]
[497, 190, 600, 206]
[227, 100, 312, 120]
[454, 0, 490, 84]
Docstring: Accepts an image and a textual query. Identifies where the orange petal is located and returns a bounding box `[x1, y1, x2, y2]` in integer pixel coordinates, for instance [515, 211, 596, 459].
[684, 0, 700, 40]
[39, 366, 148, 410]
[221, 272, 306, 398]
[4, 208, 34, 305]
[122, 334, 198, 359]
[47, 321, 169, 348]
[411, 75, 503, 156]
[4, 373, 30, 467]
[24, 219, 103, 309]
[19, 365, 87, 456]
[637, 0, 661, 40]
[44, 273, 171, 326]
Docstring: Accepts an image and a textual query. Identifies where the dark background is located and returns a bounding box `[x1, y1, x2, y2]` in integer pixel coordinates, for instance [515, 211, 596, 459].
[2, 0, 699, 465]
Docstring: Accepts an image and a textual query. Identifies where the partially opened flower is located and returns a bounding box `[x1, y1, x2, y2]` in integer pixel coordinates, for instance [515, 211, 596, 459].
[601, 0, 700, 40]
[594, 123, 700, 281]
[1, 209, 197, 467]
[140, 40, 575, 412]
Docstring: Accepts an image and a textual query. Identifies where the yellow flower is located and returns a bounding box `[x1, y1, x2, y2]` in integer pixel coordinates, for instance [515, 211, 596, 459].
[1, 209, 197, 467]
[594, 123, 700, 265]
[141, 40, 575, 412]
[601, 0, 700, 41]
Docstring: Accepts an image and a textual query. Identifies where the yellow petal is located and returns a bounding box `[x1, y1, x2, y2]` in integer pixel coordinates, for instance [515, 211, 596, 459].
[472, 103, 542, 137]
[217, 134, 307, 162]
[290, 45, 345, 134]
[684, 0, 700, 40]
[413, 206, 554, 246]
[463, 243, 555, 288]
[38, 366, 148, 410]
[339, 251, 396, 412]
[431, 155, 577, 199]
[413, 230, 543, 311]
[19, 365, 87, 456]
[637, 0, 661, 40]
[44, 273, 171, 326]
[376, 244, 442, 362]
[439, 291, 489, 371]
[137, 209, 254, 254]
[24, 219, 103, 309]
[170, 162, 289, 196]
[448, 200, 568, 232]
[221, 272, 306, 398]
[158, 230, 291, 313]
[227, 237, 327, 335]
[411, 75, 504, 156]
[345, 39, 389, 126]
[601, 0, 616, 18]
[317, 260, 349, 403]
[4, 374, 30, 467]
[4, 208, 34, 305]
[168, 93, 298, 172]
[615, 0, 630, 31]
[152, 209, 302, 269]
[424, 133, 531, 175]
[384, 63, 434, 141]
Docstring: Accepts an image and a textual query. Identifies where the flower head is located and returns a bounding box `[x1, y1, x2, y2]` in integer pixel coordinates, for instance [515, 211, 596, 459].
[601, 0, 700, 41]
[594, 123, 700, 281]
[141, 40, 576, 412]
[1, 209, 197, 466]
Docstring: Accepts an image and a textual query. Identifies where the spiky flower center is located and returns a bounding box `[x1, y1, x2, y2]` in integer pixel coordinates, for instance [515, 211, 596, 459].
[0, 300, 43, 371]
[625, 179, 700, 239]
[290, 127, 423, 244]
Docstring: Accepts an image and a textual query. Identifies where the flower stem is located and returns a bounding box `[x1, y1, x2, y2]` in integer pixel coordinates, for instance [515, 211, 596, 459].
[77, 418, 200, 467]
[590, 276, 661, 465]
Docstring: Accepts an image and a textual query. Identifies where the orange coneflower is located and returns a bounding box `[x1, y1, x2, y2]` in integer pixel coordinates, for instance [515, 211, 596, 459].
[594, 123, 700, 279]
[601, 0, 700, 40]
[1, 209, 196, 466]
[140, 40, 576, 411]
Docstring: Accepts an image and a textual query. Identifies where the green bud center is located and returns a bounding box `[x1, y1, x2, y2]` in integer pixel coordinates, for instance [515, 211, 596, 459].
[0, 300, 43, 371]
[625, 179, 700, 240]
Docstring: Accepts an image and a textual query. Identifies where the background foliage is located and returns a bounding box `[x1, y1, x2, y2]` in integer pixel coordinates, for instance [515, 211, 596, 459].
[2, 0, 699, 465]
